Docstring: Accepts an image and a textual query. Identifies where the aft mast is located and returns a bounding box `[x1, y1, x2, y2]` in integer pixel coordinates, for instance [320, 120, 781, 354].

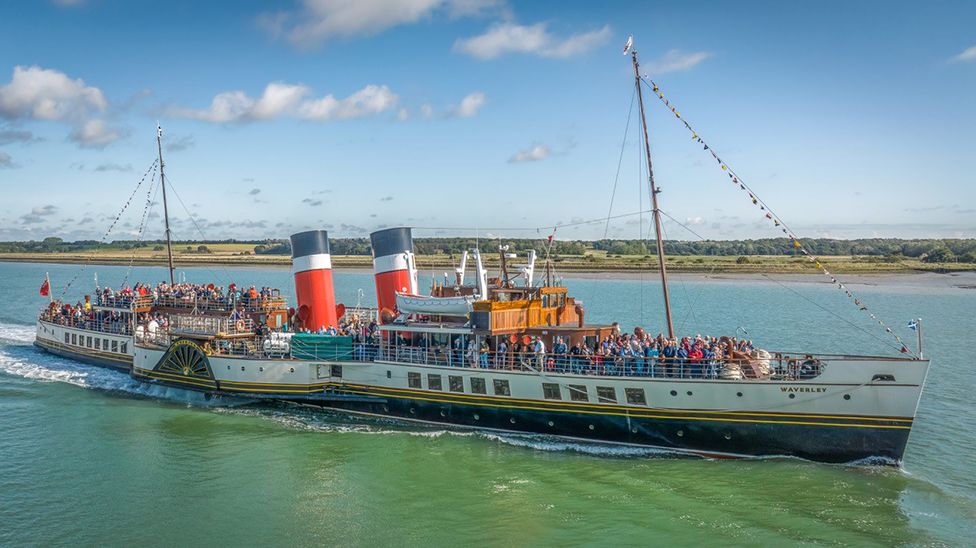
[631, 47, 675, 338]
[156, 125, 176, 286]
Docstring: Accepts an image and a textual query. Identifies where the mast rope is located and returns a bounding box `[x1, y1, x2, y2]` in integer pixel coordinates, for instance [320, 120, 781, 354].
[161, 176, 231, 287]
[58, 160, 158, 300]
[604, 85, 637, 238]
[121, 171, 161, 285]
[640, 77, 915, 356]
[656, 210, 725, 335]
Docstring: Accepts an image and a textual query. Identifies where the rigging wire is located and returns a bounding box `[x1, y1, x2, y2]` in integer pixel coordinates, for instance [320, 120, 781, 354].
[122, 172, 161, 286]
[638, 76, 915, 356]
[757, 273, 906, 354]
[658, 209, 740, 334]
[160, 176, 231, 287]
[604, 85, 638, 239]
[58, 160, 158, 299]
[413, 208, 657, 235]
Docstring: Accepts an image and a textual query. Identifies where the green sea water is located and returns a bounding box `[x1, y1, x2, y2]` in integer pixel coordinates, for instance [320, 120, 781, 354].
[1, 261, 974, 546]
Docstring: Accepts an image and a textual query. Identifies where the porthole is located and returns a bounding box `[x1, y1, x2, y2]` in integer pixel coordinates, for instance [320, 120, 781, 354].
[677, 430, 684, 437]
[473, 414, 480, 420]
[259, 367, 264, 372]
[509, 417, 516, 424]
[724, 433, 732, 440]
[631, 427, 638, 433]
[844, 394, 851, 400]
[226, 365, 231, 370]
[409, 408, 416, 414]
[670, 390, 677, 396]
[686, 391, 693, 396]
[387, 370, 392, 379]
[588, 424, 595, 430]
[788, 393, 796, 399]
[440, 410, 447, 417]
[547, 421, 554, 427]
[382, 405, 389, 412]
[736, 392, 743, 397]
[290, 368, 295, 373]
[241, 366, 245, 372]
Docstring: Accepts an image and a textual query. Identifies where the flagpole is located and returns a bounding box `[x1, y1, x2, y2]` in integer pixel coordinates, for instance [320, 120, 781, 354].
[157, 125, 176, 286]
[631, 46, 675, 339]
[45, 272, 52, 303]
[916, 318, 923, 359]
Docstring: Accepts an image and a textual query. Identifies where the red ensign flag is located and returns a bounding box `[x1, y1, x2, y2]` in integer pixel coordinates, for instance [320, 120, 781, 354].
[39, 279, 50, 297]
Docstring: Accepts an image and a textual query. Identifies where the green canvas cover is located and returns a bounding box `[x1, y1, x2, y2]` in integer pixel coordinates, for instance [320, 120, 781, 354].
[290, 334, 355, 361]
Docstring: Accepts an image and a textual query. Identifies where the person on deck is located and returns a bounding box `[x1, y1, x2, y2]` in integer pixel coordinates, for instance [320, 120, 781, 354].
[533, 337, 546, 371]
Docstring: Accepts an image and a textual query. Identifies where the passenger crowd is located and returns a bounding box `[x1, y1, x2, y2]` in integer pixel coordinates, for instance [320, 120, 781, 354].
[383, 331, 763, 379]
[97, 281, 280, 311]
[41, 300, 130, 335]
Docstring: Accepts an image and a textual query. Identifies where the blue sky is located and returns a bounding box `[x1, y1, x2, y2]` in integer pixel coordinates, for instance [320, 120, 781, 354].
[1, 0, 974, 242]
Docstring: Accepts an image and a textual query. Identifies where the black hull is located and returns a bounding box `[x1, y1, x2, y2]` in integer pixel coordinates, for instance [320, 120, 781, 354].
[39, 339, 913, 465]
[283, 388, 911, 464]
[34, 340, 131, 373]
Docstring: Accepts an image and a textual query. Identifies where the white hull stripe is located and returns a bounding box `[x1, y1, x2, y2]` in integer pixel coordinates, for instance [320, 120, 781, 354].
[292, 253, 332, 274]
[373, 253, 410, 274]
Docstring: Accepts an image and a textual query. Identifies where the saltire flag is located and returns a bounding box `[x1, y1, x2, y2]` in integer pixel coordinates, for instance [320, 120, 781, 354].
[908, 319, 919, 331]
[622, 35, 633, 55]
[39, 278, 50, 297]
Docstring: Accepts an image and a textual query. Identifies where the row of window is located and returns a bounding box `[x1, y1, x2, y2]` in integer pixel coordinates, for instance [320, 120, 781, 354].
[64, 332, 126, 354]
[404, 372, 648, 405]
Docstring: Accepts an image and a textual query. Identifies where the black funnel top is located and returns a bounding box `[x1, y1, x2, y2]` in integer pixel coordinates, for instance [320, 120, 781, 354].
[290, 230, 330, 258]
[369, 227, 413, 258]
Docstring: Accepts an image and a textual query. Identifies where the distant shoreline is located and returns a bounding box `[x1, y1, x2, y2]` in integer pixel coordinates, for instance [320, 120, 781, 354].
[1, 253, 973, 277]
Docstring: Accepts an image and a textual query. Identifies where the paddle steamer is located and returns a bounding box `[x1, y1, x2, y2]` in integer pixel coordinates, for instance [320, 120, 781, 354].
[40, 45, 931, 464]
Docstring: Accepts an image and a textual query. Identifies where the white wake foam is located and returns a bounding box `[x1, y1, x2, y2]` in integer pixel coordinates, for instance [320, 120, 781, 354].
[217, 405, 681, 458]
[0, 322, 241, 407]
[476, 432, 684, 458]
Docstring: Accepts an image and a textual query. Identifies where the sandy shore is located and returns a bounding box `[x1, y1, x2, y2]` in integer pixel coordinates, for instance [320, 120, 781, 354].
[4, 256, 974, 290]
[559, 270, 976, 290]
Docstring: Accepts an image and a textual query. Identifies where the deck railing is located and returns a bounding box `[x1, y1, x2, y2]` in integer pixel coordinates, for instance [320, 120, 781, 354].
[135, 331, 825, 381]
[368, 345, 824, 381]
[39, 313, 133, 335]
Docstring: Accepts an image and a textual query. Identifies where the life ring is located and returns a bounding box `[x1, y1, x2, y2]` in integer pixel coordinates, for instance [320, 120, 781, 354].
[235, 319, 246, 331]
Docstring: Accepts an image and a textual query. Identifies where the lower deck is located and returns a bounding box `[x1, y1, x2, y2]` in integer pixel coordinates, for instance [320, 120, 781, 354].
[127, 339, 927, 463]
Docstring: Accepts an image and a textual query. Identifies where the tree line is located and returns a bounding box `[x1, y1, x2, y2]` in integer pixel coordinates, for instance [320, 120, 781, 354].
[3, 236, 975, 262]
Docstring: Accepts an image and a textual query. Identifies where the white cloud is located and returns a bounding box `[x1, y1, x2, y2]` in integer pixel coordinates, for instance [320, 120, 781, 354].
[420, 104, 433, 117]
[397, 108, 409, 121]
[93, 163, 132, 172]
[0, 65, 126, 148]
[949, 45, 976, 63]
[509, 144, 549, 163]
[69, 119, 125, 148]
[445, 0, 507, 18]
[175, 82, 398, 123]
[449, 92, 485, 118]
[646, 49, 713, 74]
[299, 84, 398, 120]
[289, 0, 441, 46]
[454, 22, 611, 60]
[263, 0, 502, 48]
[252, 82, 311, 119]
[685, 216, 705, 226]
[0, 65, 107, 121]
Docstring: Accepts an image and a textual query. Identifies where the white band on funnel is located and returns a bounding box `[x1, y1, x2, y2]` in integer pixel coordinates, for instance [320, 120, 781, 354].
[292, 253, 332, 274]
[373, 253, 410, 274]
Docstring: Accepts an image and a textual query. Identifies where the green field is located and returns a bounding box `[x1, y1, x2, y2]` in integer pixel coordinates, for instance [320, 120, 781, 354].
[1, 245, 973, 274]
